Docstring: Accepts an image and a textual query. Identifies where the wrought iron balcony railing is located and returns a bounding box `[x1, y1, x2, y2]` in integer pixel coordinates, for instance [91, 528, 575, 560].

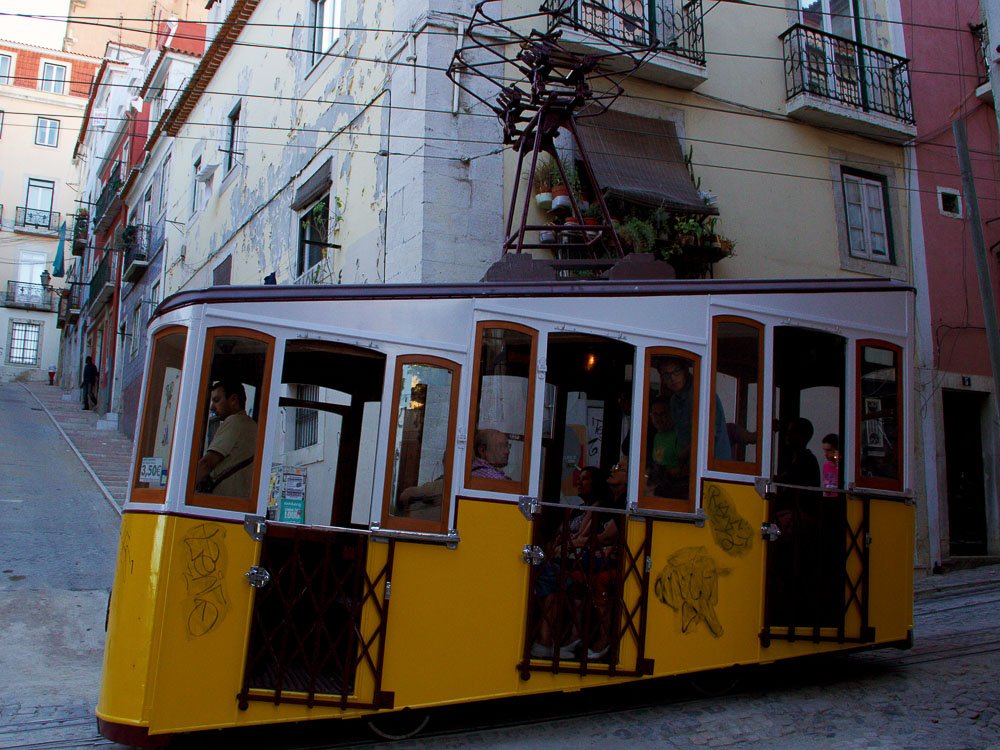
[781, 23, 914, 125]
[120, 224, 152, 282]
[14, 206, 61, 233]
[72, 212, 89, 256]
[545, 0, 705, 65]
[88, 254, 114, 312]
[972, 23, 990, 88]
[93, 171, 123, 228]
[149, 218, 166, 257]
[3, 280, 57, 312]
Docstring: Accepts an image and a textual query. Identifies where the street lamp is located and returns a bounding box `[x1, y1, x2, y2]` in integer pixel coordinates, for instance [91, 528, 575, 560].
[40, 269, 51, 289]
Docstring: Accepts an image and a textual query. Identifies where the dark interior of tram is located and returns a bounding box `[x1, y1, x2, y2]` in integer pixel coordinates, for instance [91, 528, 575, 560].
[767, 326, 847, 630]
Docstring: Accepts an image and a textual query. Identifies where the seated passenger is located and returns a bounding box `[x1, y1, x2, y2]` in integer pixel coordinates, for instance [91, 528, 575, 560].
[471, 428, 512, 480]
[646, 396, 686, 498]
[195, 379, 257, 497]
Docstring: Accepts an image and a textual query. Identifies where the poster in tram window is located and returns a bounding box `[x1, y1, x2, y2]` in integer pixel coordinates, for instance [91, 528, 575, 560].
[152, 366, 181, 484]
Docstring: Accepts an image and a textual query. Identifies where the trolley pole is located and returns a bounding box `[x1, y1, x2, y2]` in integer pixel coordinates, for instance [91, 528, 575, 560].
[952, 119, 1000, 424]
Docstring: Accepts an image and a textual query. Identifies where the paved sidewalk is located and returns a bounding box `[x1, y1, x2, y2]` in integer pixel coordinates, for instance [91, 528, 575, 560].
[20, 381, 132, 514]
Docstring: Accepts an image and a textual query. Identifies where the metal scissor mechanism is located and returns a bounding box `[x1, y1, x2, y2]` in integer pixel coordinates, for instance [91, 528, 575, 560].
[448, 1, 658, 262]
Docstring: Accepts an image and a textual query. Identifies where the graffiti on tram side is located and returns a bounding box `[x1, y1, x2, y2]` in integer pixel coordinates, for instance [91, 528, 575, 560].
[654, 546, 729, 637]
[703, 483, 754, 557]
[182, 523, 229, 638]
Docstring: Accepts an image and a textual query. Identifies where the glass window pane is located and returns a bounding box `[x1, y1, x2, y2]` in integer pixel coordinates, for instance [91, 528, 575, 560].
[389, 362, 454, 524]
[134, 331, 186, 495]
[711, 321, 760, 467]
[858, 345, 900, 486]
[642, 352, 699, 507]
[194, 334, 268, 500]
[469, 326, 533, 486]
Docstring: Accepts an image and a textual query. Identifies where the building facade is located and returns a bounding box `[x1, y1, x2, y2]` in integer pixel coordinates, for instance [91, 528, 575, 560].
[904, 2, 1000, 568]
[0, 41, 97, 383]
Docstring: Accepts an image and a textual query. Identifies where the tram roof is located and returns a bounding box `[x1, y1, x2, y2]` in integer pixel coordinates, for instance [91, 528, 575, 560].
[155, 276, 914, 321]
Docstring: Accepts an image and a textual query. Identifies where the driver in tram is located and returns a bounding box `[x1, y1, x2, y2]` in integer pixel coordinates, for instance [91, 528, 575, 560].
[195, 379, 257, 497]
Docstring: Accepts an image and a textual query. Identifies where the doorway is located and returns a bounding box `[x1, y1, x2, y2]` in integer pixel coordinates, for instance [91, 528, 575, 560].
[943, 390, 987, 556]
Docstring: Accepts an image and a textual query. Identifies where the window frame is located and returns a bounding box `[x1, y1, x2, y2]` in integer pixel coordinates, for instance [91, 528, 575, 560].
[129, 304, 142, 359]
[464, 320, 538, 496]
[0, 53, 12, 85]
[381, 353, 461, 534]
[7, 320, 41, 366]
[309, 0, 342, 65]
[707, 316, 765, 476]
[841, 167, 893, 264]
[35, 117, 59, 147]
[130, 326, 187, 504]
[39, 61, 67, 94]
[297, 193, 330, 280]
[854, 338, 904, 492]
[191, 156, 205, 214]
[186, 326, 275, 513]
[225, 100, 241, 174]
[638, 346, 701, 514]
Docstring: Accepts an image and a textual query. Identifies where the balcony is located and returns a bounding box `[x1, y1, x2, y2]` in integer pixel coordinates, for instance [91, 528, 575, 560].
[545, 0, 707, 90]
[14, 207, 61, 235]
[781, 24, 916, 144]
[3, 281, 57, 312]
[149, 218, 166, 257]
[88, 254, 115, 314]
[72, 212, 89, 256]
[971, 23, 992, 103]
[119, 224, 152, 283]
[93, 171, 123, 233]
[56, 283, 83, 328]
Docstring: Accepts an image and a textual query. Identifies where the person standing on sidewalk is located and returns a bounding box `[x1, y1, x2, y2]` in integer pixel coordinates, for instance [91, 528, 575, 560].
[81, 356, 98, 411]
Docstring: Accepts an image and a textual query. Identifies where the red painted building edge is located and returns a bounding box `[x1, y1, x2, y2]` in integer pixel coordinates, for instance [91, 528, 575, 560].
[154, 19, 208, 55]
[903, 0, 1000, 376]
[904, 1, 1000, 376]
[0, 42, 98, 97]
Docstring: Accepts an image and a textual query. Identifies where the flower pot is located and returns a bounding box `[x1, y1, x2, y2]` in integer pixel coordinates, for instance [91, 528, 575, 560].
[535, 191, 553, 210]
[540, 227, 556, 244]
[583, 217, 601, 239]
[561, 219, 582, 244]
[551, 193, 572, 212]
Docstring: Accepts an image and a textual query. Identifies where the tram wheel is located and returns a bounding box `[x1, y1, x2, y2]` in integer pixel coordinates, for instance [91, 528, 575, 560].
[688, 668, 740, 697]
[367, 709, 430, 740]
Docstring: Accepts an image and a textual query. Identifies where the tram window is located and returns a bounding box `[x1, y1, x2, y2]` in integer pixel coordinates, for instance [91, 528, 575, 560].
[188, 329, 274, 512]
[271, 340, 386, 527]
[383, 356, 459, 533]
[132, 327, 186, 502]
[540, 334, 634, 504]
[709, 317, 763, 474]
[639, 349, 701, 513]
[466, 322, 537, 493]
[856, 341, 902, 490]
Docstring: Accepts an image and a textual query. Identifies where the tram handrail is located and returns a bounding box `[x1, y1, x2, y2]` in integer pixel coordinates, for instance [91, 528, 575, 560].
[524, 497, 706, 525]
[754, 477, 914, 504]
[246, 516, 461, 547]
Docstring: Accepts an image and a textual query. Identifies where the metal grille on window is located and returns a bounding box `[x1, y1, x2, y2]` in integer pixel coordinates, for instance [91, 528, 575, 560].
[9, 321, 41, 366]
[295, 384, 319, 449]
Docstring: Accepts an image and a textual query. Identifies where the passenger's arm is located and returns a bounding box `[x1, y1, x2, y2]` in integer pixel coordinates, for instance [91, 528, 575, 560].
[196, 450, 224, 485]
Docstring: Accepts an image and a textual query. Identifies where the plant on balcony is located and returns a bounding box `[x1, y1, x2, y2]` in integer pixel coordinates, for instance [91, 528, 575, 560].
[618, 215, 656, 255]
[549, 159, 580, 212]
[532, 159, 554, 210]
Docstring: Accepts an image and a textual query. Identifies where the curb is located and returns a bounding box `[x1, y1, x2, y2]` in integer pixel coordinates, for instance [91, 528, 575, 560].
[20, 383, 123, 519]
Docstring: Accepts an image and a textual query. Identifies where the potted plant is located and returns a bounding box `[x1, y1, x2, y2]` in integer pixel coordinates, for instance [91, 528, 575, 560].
[533, 160, 554, 211]
[617, 216, 656, 255]
[582, 202, 604, 239]
[550, 159, 580, 213]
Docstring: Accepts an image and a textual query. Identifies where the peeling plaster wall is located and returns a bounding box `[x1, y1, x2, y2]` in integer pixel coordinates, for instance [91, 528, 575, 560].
[164, 0, 503, 293]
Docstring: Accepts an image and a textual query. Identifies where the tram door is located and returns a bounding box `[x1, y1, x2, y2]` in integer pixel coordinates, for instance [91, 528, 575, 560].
[239, 341, 389, 707]
[764, 327, 846, 636]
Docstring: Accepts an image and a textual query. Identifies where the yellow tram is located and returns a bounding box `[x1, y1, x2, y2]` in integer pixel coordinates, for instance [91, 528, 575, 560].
[98, 275, 915, 746]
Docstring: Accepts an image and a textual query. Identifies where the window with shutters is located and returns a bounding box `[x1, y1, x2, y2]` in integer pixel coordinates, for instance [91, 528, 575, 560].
[841, 169, 892, 264]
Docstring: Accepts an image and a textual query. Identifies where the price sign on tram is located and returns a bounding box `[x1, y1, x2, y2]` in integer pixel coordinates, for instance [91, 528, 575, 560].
[139, 457, 163, 485]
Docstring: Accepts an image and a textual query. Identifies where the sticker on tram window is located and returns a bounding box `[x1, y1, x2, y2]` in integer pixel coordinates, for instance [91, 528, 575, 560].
[140, 457, 164, 485]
